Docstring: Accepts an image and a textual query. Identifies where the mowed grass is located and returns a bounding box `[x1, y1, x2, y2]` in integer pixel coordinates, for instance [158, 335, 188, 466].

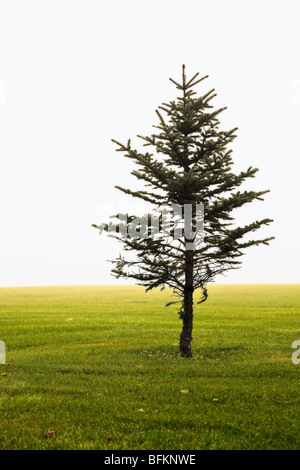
[0, 284, 299, 450]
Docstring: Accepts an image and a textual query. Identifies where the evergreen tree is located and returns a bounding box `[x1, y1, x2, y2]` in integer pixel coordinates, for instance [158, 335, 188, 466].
[93, 65, 274, 358]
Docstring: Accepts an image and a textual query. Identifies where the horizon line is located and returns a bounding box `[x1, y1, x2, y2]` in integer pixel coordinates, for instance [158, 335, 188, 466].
[0, 283, 299, 289]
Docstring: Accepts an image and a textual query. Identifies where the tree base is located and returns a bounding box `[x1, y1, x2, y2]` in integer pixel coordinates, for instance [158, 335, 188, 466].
[179, 336, 193, 358]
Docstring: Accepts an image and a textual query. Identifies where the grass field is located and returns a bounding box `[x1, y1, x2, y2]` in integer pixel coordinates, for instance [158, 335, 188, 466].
[0, 284, 299, 450]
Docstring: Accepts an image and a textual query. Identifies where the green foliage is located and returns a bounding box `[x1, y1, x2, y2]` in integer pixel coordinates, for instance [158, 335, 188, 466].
[94, 66, 274, 309]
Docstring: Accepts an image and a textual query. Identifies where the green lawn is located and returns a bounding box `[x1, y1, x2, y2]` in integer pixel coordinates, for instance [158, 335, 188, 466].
[0, 284, 299, 450]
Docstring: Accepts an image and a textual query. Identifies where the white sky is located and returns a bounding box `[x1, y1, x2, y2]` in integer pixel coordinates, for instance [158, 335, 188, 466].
[0, 0, 299, 287]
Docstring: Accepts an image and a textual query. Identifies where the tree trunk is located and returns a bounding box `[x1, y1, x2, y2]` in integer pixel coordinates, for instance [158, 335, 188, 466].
[180, 249, 194, 358]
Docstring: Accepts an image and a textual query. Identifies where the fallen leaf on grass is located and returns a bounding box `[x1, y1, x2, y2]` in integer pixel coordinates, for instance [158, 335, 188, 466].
[43, 430, 58, 437]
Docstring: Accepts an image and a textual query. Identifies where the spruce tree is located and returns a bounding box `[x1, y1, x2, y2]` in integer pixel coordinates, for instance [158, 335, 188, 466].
[93, 65, 274, 358]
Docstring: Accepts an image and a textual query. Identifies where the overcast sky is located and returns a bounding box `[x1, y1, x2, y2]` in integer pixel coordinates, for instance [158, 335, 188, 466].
[0, 0, 299, 286]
